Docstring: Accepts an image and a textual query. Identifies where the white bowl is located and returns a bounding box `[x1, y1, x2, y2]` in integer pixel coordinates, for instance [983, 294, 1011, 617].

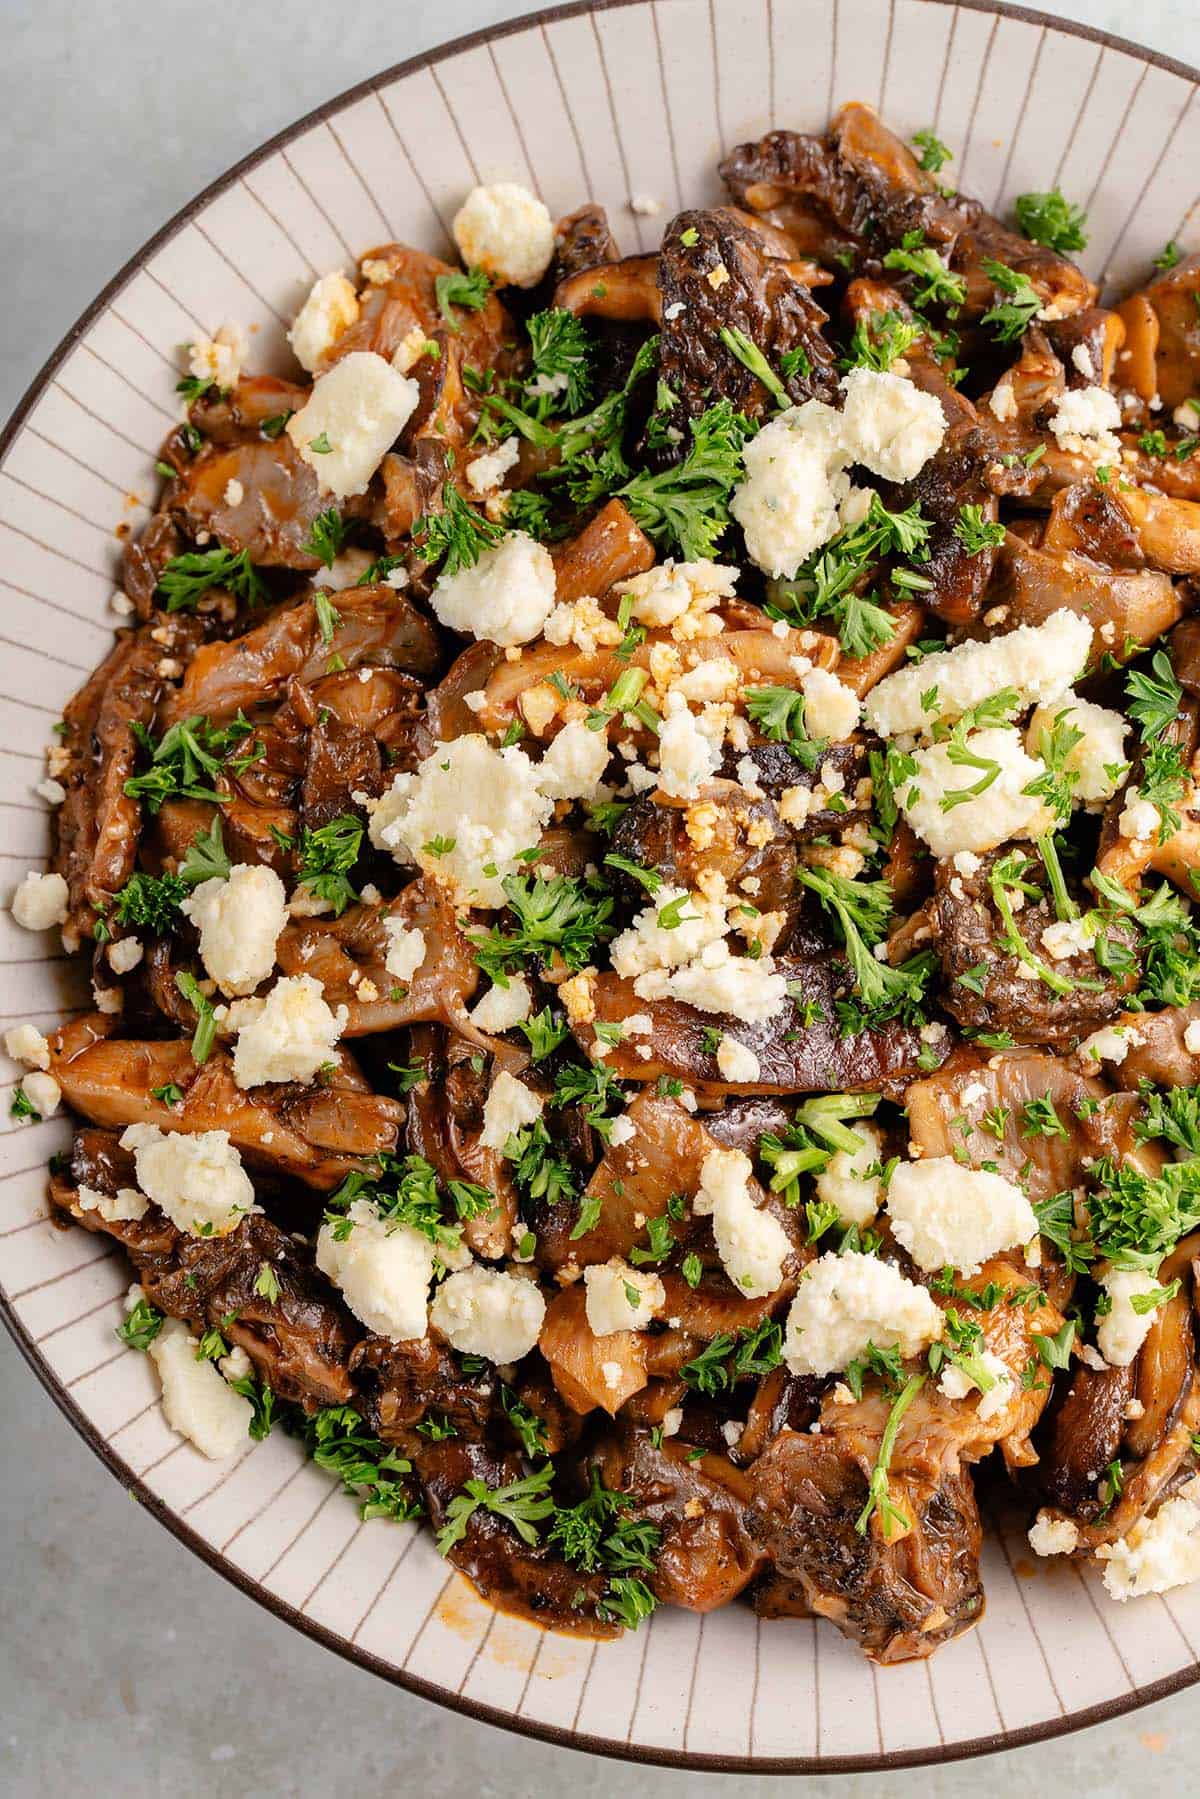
[4, 0, 1200, 1772]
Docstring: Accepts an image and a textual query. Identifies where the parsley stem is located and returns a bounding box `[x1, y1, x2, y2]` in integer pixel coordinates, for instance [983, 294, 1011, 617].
[989, 867, 1075, 997]
[1036, 833, 1076, 923]
[856, 1373, 924, 1539]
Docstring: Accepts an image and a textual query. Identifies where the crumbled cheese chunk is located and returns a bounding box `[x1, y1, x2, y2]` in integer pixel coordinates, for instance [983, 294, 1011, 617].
[479, 1071, 543, 1151]
[1040, 916, 1094, 961]
[466, 435, 520, 496]
[584, 1257, 665, 1334]
[838, 367, 946, 482]
[120, 1122, 257, 1237]
[619, 559, 737, 629]
[288, 272, 360, 372]
[107, 936, 144, 976]
[468, 974, 533, 1033]
[148, 1317, 252, 1458]
[1025, 692, 1128, 808]
[1096, 1267, 1160, 1367]
[77, 1183, 148, 1223]
[452, 182, 554, 288]
[1097, 1496, 1200, 1600]
[187, 323, 247, 393]
[610, 885, 728, 980]
[864, 610, 1093, 738]
[692, 1146, 790, 1298]
[369, 735, 553, 908]
[813, 1122, 883, 1226]
[1028, 1512, 1080, 1557]
[656, 939, 788, 1024]
[1048, 385, 1122, 462]
[429, 531, 556, 647]
[937, 1348, 1013, 1420]
[4, 1024, 49, 1070]
[886, 1158, 1038, 1275]
[988, 378, 1018, 422]
[231, 974, 347, 1088]
[1078, 1024, 1138, 1067]
[429, 1263, 546, 1360]
[629, 193, 662, 216]
[537, 719, 612, 801]
[20, 1072, 60, 1116]
[37, 777, 66, 805]
[382, 919, 426, 983]
[1118, 791, 1162, 842]
[11, 869, 69, 931]
[715, 1033, 760, 1083]
[901, 727, 1054, 858]
[543, 595, 624, 656]
[796, 664, 860, 742]
[316, 1199, 433, 1340]
[1184, 1019, 1200, 1056]
[731, 401, 851, 579]
[657, 696, 722, 799]
[783, 1251, 943, 1375]
[285, 351, 419, 501]
[181, 863, 288, 998]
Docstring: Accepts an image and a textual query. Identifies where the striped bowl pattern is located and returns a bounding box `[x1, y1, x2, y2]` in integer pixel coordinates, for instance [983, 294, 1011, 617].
[5, 0, 1200, 1771]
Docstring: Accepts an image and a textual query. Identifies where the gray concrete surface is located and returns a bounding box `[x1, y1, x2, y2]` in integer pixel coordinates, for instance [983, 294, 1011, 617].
[3, 1, 1199, 1792]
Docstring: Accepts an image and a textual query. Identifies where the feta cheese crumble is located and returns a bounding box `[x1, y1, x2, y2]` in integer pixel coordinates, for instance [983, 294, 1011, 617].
[1097, 1496, 1200, 1600]
[382, 919, 426, 983]
[181, 863, 288, 998]
[429, 1264, 546, 1361]
[468, 974, 533, 1033]
[838, 366, 947, 483]
[813, 1121, 884, 1226]
[479, 1070, 543, 1151]
[1025, 692, 1128, 808]
[1096, 1267, 1160, 1367]
[584, 1258, 666, 1334]
[288, 271, 360, 373]
[885, 1158, 1038, 1276]
[901, 727, 1055, 858]
[231, 974, 348, 1088]
[715, 1033, 761, 1083]
[731, 401, 851, 579]
[10, 869, 69, 932]
[864, 609, 1093, 738]
[452, 183, 555, 288]
[429, 531, 557, 647]
[148, 1317, 253, 1459]
[537, 719, 612, 802]
[120, 1122, 258, 1238]
[692, 1146, 790, 1298]
[1028, 1512, 1080, 1557]
[657, 695, 723, 799]
[285, 351, 419, 501]
[782, 1251, 943, 1376]
[316, 1199, 434, 1340]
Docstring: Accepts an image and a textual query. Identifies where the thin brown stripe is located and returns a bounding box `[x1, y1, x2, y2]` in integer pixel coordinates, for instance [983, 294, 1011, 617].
[708, 0, 724, 149]
[486, 41, 538, 190]
[681, 1610, 705, 1749]
[219, 1451, 310, 1553]
[569, 1639, 600, 1732]
[1103, 82, 1199, 277]
[1052, 40, 1106, 190]
[189, 220, 289, 327]
[141, 264, 208, 337]
[989, 1504, 1068, 1714]
[650, 1, 684, 210]
[932, 2, 960, 134]
[1, 466, 115, 537]
[456, 1606, 498, 1694]
[49, 378, 154, 460]
[299, 1515, 363, 1611]
[747, 1614, 761, 1755]
[240, 177, 319, 280]
[513, 1626, 547, 1718]
[0, 570, 116, 632]
[1083, 61, 1149, 215]
[65, 1343, 128, 1388]
[0, 625, 93, 670]
[0, 796, 61, 813]
[0, 513, 114, 585]
[0, 692, 60, 717]
[349, 1526, 422, 1643]
[589, 13, 635, 235]
[3, 746, 49, 764]
[371, 91, 452, 239]
[812, 1617, 821, 1755]
[1159, 1590, 1200, 1658]
[402, 1567, 456, 1670]
[766, 0, 777, 132]
[625, 1599, 655, 1743]
[9, 1245, 113, 1300]
[972, 1604, 1008, 1732]
[35, 1288, 119, 1343]
[134, 1438, 185, 1481]
[108, 1396, 164, 1439]
[0, 1217, 51, 1242]
[427, 60, 482, 186]
[177, 1442, 256, 1516]
[279, 146, 359, 260]
[870, 1661, 884, 1754]
[957, 10, 1001, 191]
[993, 23, 1047, 209]
[826, 0, 839, 118]
[322, 115, 397, 243]
[78, 341, 176, 423]
[107, 306, 181, 374]
[258, 1480, 338, 1584]
[1069, 1559, 1136, 1691]
[22, 424, 130, 497]
[538, 23, 593, 197]
[878, 0, 898, 115]
[923, 1656, 947, 1746]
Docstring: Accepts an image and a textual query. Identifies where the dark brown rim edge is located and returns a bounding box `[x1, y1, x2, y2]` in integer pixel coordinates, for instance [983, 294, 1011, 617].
[3, 0, 1200, 1774]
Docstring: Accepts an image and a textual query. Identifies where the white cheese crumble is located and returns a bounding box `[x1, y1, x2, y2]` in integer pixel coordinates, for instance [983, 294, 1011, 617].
[795, 663, 860, 742]
[369, 735, 553, 909]
[20, 1072, 60, 1116]
[186, 323, 247, 393]
[316, 1199, 433, 1340]
[1048, 385, 1122, 462]
[657, 939, 788, 1024]
[429, 1263, 546, 1361]
[619, 558, 737, 629]
[783, 1251, 943, 1376]
[901, 727, 1054, 858]
[731, 401, 851, 579]
[886, 1158, 1038, 1275]
[537, 719, 612, 802]
[148, 1317, 253, 1459]
[610, 885, 729, 979]
[107, 936, 144, 976]
[715, 1033, 761, 1083]
[382, 919, 426, 983]
[468, 974, 533, 1033]
[1026, 692, 1128, 808]
[288, 271, 360, 373]
[310, 546, 375, 591]
[77, 1183, 149, 1223]
[1097, 1496, 1200, 1600]
[1078, 1024, 1138, 1067]
[864, 609, 1093, 738]
[1096, 1267, 1160, 1367]
[1028, 1512, 1080, 1557]
[4, 1025, 49, 1070]
[181, 863, 288, 998]
[466, 435, 521, 496]
[479, 1070, 543, 1151]
[285, 351, 419, 501]
[231, 974, 348, 1089]
[1185, 1020, 1200, 1056]
[120, 1123, 258, 1237]
[937, 1348, 1014, 1420]
[657, 695, 723, 799]
[429, 531, 557, 647]
[11, 869, 69, 931]
[1118, 791, 1163, 842]
[813, 1121, 884, 1226]
[1040, 916, 1094, 961]
[583, 1257, 665, 1334]
[692, 1145, 790, 1298]
[452, 182, 555, 288]
[838, 366, 947, 482]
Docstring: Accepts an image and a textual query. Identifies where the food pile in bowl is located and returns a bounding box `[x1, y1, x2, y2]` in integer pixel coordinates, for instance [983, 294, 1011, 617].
[13, 100, 1200, 1663]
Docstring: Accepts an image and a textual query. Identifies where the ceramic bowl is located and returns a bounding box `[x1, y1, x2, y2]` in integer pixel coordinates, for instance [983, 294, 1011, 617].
[4, 0, 1200, 1771]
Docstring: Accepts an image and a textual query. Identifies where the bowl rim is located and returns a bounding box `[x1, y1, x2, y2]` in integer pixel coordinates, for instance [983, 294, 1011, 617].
[4, 0, 1200, 1772]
